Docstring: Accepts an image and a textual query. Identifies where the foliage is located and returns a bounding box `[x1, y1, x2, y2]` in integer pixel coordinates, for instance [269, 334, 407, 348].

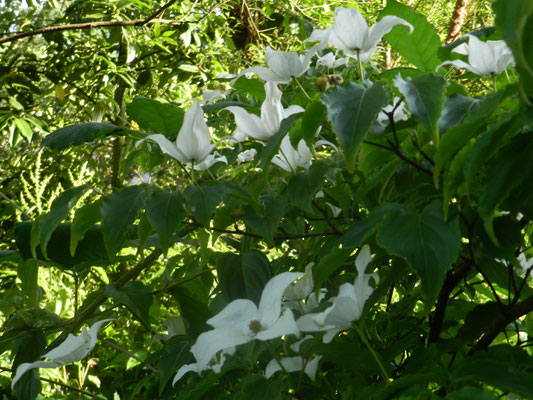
[2, 0, 532, 399]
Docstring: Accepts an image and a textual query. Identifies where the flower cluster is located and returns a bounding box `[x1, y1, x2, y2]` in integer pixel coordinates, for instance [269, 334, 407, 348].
[173, 246, 376, 384]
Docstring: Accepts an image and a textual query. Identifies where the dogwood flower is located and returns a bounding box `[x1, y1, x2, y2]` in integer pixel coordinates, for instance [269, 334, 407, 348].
[307, 7, 413, 62]
[224, 82, 304, 141]
[437, 34, 514, 77]
[137, 100, 227, 170]
[296, 245, 375, 343]
[265, 355, 322, 381]
[191, 272, 302, 369]
[12, 319, 112, 388]
[235, 44, 322, 84]
[202, 88, 231, 105]
[316, 52, 347, 69]
[172, 347, 235, 385]
[237, 148, 258, 164]
[272, 136, 313, 172]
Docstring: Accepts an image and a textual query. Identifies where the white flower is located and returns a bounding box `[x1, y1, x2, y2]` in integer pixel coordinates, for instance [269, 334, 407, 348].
[284, 263, 315, 301]
[234, 44, 322, 84]
[191, 272, 302, 370]
[224, 82, 304, 141]
[437, 34, 514, 77]
[296, 245, 375, 343]
[307, 7, 413, 62]
[202, 88, 231, 105]
[137, 100, 227, 170]
[265, 355, 322, 381]
[237, 148, 257, 164]
[12, 319, 112, 388]
[272, 136, 313, 172]
[172, 347, 234, 385]
[373, 96, 409, 134]
[516, 253, 533, 277]
[316, 52, 347, 69]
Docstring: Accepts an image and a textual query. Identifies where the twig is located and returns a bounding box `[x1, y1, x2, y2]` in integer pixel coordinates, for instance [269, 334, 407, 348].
[104, 339, 158, 374]
[137, 0, 180, 26]
[0, 18, 187, 44]
[39, 376, 100, 399]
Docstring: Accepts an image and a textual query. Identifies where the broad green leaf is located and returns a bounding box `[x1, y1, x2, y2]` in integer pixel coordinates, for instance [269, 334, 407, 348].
[38, 185, 90, 259]
[259, 114, 298, 169]
[217, 250, 273, 304]
[11, 331, 46, 400]
[126, 97, 184, 140]
[105, 281, 153, 326]
[478, 133, 533, 242]
[70, 199, 103, 256]
[494, 0, 533, 105]
[287, 163, 328, 213]
[14, 117, 33, 141]
[393, 73, 446, 147]
[322, 82, 389, 171]
[145, 189, 185, 252]
[380, 0, 442, 72]
[243, 195, 285, 242]
[158, 338, 191, 394]
[17, 259, 39, 306]
[183, 181, 224, 227]
[292, 100, 327, 148]
[376, 200, 461, 300]
[314, 245, 353, 291]
[232, 77, 266, 101]
[42, 123, 131, 150]
[101, 185, 150, 258]
[232, 375, 288, 400]
[438, 94, 480, 133]
[446, 387, 497, 400]
[16, 222, 109, 268]
[169, 280, 211, 337]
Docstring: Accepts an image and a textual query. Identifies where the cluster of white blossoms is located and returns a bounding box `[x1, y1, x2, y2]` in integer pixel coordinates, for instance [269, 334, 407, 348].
[173, 245, 377, 384]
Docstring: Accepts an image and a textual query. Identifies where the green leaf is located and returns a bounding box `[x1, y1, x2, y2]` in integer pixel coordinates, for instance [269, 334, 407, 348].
[101, 185, 150, 258]
[105, 281, 153, 326]
[17, 259, 39, 306]
[287, 163, 328, 213]
[42, 123, 131, 150]
[145, 189, 185, 252]
[380, 0, 442, 72]
[393, 73, 446, 147]
[38, 186, 90, 259]
[169, 281, 212, 337]
[16, 222, 109, 268]
[494, 0, 533, 105]
[438, 94, 480, 133]
[217, 250, 273, 304]
[232, 376, 288, 400]
[259, 114, 298, 169]
[376, 200, 461, 300]
[70, 199, 103, 256]
[314, 245, 353, 291]
[294, 100, 327, 148]
[126, 97, 184, 140]
[232, 77, 266, 101]
[158, 338, 191, 394]
[183, 181, 224, 227]
[322, 82, 389, 171]
[14, 117, 33, 141]
[243, 195, 285, 242]
[478, 133, 533, 242]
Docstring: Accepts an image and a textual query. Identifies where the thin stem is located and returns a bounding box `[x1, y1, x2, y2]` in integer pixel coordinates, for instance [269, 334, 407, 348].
[0, 190, 31, 220]
[293, 77, 311, 101]
[357, 50, 364, 81]
[354, 323, 390, 382]
[104, 339, 158, 374]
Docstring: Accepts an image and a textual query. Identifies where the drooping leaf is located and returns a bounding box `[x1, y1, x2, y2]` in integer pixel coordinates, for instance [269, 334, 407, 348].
[17, 259, 39, 306]
[38, 185, 90, 259]
[70, 199, 103, 256]
[314, 245, 353, 291]
[287, 163, 328, 213]
[393, 73, 446, 147]
[183, 181, 225, 227]
[217, 250, 273, 304]
[293, 100, 327, 148]
[105, 281, 153, 326]
[322, 82, 389, 171]
[126, 97, 184, 140]
[169, 280, 212, 337]
[101, 185, 150, 258]
[243, 195, 286, 242]
[158, 338, 191, 394]
[376, 200, 461, 300]
[145, 189, 185, 252]
[42, 123, 131, 150]
[380, 0, 442, 72]
[232, 375, 288, 400]
[438, 94, 480, 133]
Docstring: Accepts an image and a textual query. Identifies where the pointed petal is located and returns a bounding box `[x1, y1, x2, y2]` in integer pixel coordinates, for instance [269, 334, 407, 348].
[12, 361, 61, 389]
[256, 308, 299, 341]
[137, 134, 187, 163]
[191, 328, 251, 370]
[367, 16, 413, 52]
[207, 298, 258, 329]
[176, 100, 212, 162]
[290, 335, 314, 352]
[266, 48, 307, 79]
[452, 41, 470, 56]
[437, 59, 481, 75]
[322, 328, 342, 343]
[296, 313, 329, 332]
[284, 263, 314, 301]
[192, 154, 227, 170]
[282, 105, 305, 119]
[234, 66, 289, 84]
[323, 293, 360, 327]
[172, 363, 200, 385]
[87, 319, 113, 349]
[265, 357, 304, 378]
[304, 355, 322, 381]
[330, 7, 369, 52]
[43, 331, 91, 364]
[271, 156, 292, 172]
[306, 27, 331, 44]
[224, 106, 275, 141]
[258, 272, 302, 328]
[355, 245, 371, 275]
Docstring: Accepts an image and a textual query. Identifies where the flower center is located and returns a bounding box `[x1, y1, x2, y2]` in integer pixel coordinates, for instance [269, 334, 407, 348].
[248, 320, 262, 333]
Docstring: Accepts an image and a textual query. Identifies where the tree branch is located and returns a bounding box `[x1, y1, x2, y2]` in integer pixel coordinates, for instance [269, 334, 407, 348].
[0, 18, 187, 45]
[137, 0, 180, 26]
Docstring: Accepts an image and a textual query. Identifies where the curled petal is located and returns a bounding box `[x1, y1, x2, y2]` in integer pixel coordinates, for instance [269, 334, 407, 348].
[191, 328, 251, 370]
[366, 16, 414, 53]
[12, 361, 60, 389]
[172, 363, 201, 385]
[137, 134, 187, 163]
[258, 272, 303, 328]
[192, 154, 227, 171]
[207, 299, 259, 329]
[224, 106, 277, 141]
[255, 309, 300, 341]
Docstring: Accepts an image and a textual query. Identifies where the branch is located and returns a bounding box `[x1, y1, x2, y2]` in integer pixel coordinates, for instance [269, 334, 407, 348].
[470, 294, 533, 353]
[0, 18, 187, 45]
[138, 0, 180, 26]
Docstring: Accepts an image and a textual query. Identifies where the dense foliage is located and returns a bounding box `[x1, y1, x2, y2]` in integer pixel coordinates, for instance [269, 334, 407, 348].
[2, 0, 533, 399]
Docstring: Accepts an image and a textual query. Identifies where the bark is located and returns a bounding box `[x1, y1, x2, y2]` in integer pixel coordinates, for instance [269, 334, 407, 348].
[446, 0, 472, 44]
